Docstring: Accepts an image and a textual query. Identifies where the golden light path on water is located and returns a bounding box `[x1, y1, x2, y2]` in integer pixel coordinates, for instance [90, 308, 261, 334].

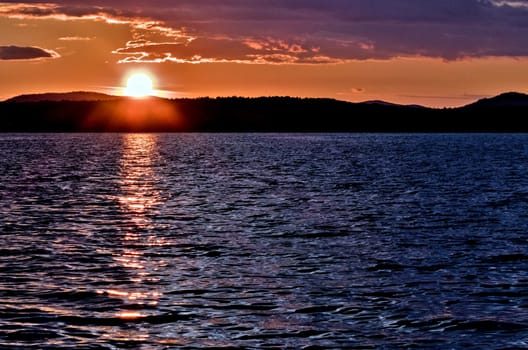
[100, 134, 167, 342]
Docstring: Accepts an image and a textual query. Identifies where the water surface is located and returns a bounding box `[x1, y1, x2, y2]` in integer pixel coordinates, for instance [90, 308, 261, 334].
[1, 133, 527, 349]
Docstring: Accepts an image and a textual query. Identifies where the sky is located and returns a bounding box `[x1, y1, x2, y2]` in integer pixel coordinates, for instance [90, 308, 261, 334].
[1, 0, 528, 107]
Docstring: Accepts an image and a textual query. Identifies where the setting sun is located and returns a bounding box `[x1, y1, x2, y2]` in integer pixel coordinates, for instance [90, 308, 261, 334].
[124, 73, 154, 98]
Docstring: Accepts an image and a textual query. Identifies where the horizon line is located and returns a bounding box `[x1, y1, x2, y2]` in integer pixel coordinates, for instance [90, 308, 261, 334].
[4, 89, 525, 109]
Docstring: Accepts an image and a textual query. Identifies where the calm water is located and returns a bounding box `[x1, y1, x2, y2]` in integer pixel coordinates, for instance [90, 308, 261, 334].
[1, 133, 527, 349]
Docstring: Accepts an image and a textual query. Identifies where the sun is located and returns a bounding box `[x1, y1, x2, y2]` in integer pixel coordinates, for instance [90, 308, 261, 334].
[124, 73, 154, 98]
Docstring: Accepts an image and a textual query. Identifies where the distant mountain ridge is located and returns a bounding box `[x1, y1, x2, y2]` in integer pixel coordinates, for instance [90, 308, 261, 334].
[464, 92, 528, 108]
[5, 91, 119, 103]
[4, 91, 528, 108]
[362, 100, 426, 108]
[1, 91, 528, 132]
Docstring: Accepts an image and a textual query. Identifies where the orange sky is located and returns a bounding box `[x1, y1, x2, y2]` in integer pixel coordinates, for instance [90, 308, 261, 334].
[1, 1, 528, 107]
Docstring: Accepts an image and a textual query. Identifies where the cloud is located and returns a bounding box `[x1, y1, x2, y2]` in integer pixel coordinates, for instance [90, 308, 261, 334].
[59, 36, 95, 41]
[337, 87, 365, 96]
[2, 1, 528, 63]
[0, 45, 59, 60]
[490, 0, 528, 8]
[113, 36, 345, 64]
[0, 3, 192, 42]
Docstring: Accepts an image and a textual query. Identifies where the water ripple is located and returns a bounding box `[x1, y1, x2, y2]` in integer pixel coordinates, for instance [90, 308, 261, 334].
[1, 133, 528, 349]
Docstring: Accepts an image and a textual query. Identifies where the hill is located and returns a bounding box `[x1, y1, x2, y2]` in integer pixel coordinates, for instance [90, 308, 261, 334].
[5, 91, 119, 103]
[0, 92, 527, 132]
[464, 92, 528, 108]
[363, 100, 425, 109]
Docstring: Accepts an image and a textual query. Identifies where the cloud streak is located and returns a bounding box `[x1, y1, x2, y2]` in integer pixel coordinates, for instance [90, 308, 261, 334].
[0, 45, 59, 60]
[59, 36, 95, 41]
[2, 1, 528, 63]
[113, 37, 344, 64]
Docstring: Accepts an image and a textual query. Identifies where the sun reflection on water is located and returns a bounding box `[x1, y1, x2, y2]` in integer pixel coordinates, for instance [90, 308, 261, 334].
[118, 134, 162, 223]
[107, 134, 165, 323]
[116, 311, 147, 320]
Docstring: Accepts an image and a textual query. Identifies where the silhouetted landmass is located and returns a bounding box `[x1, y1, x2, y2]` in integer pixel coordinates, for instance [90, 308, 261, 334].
[1, 92, 527, 132]
[363, 100, 425, 108]
[465, 92, 528, 108]
[5, 91, 118, 103]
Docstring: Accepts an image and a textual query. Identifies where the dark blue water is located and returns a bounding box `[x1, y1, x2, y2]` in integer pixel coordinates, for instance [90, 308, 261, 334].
[0, 133, 527, 349]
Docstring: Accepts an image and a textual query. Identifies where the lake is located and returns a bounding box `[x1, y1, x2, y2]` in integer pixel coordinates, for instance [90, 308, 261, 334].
[1, 133, 527, 349]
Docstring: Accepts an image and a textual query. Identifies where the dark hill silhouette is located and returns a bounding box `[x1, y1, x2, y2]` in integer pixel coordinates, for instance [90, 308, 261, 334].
[465, 92, 528, 108]
[1, 92, 527, 132]
[363, 100, 425, 109]
[5, 91, 119, 103]
[456, 92, 528, 131]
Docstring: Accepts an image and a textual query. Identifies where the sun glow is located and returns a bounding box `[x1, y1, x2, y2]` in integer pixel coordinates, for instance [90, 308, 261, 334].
[124, 73, 154, 97]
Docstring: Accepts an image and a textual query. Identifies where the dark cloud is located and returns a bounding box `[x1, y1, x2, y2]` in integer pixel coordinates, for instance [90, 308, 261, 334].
[2, 0, 528, 62]
[0, 45, 59, 60]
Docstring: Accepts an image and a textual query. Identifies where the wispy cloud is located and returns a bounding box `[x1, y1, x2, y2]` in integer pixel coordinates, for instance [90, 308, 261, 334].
[0, 45, 59, 60]
[400, 93, 490, 101]
[113, 36, 346, 64]
[0, 3, 193, 45]
[336, 87, 365, 96]
[58, 36, 95, 41]
[490, 0, 528, 8]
